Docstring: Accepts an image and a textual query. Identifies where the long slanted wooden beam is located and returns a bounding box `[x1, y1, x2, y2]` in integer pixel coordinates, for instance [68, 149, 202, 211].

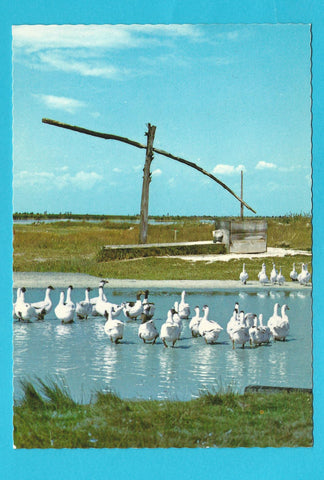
[42, 118, 256, 213]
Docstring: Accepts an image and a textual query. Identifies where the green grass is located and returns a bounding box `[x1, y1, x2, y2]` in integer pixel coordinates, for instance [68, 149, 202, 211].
[13, 215, 312, 280]
[13, 379, 313, 448]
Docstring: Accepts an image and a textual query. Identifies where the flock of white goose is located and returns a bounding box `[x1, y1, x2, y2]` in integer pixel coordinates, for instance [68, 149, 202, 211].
[13, 261, 302, 348]
[240, 261, 311, 285]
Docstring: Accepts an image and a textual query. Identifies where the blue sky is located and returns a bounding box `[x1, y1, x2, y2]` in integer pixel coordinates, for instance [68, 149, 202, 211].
[12, 24, 311, 217]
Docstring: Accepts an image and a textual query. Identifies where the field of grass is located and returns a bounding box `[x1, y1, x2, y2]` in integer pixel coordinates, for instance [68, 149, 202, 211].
[14, 379, 313, 448]
[13, 215, 312, 280]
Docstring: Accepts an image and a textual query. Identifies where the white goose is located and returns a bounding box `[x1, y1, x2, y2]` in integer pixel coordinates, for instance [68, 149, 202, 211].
[271, 304, 290, 341]
[160, 308, 181, 347]
[239, 263, 248, 284]
[249, 317, 263, 347]
[267, 303, 281, 332]
[226, 302, 240, 336]
[76, 287, 92, 319]
[142, 290, 155, 320]
[54, 290, 75, 324]
[290, 263, 298, 281]
[14, 287, 37, 322]
[277, 267, 285, 286]
[94, 286, 124, 319]
[189, 306, 202, 337]
[270, 263, 278, 284]
[173, 301, 183, 337]
[229, 311, 250, 349]
[298, 263, 311, 285]
[104, 305, 125, 344]
[91, 280, 108, 315]
[13, 287, 22, 319]
[31, 285, 55, 320]
[258, 263, 269, 285]
[123, 291, 144, 320]
[198, 305, 223, 344]
[138, 312, 159, 344]
[258, 313, 271, 344]
[178, 290, 190, 319]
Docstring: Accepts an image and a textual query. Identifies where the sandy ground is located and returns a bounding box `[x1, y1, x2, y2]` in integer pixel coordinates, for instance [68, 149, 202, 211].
[13, 247, 311, 290]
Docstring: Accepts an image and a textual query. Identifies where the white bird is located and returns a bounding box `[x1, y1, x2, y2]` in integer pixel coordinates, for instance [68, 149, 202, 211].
[76, 287, 92, 319]
[244, 312, 257, 329]
[123, 291, 144, 320]
[91, 280, 108, 315]
[249, 317, 263, 347]
[13, 287, 22, 319]
[54, 290, 75, 324]
[138, 313, 159, 344]
[94, 286, 124, 318]
[30, 285, 55, 320]
[172, 301, 183, 337]
[229, 311, 250, 349]
[142, 290, 155, 320]
[14, 287, 38, 322]
[258, 313, 271, 344]
[189, 306, 202, 337]
[271, 304, 290, 341]
[239, 263, 248, 284]
[270, 263, 278, 284]
[104, 305, 125, 344]
[178, 290, 190, 319]
[258, 263, 269, 285]
[267, 303, 281, 332]
[160, 308, 181, 347]
[277, 267, 285, 286]
[198, 305, 223, 344]
[226, 302, 240, 336]
[298, 263, 311, 285]
[290, 263, 298, 281]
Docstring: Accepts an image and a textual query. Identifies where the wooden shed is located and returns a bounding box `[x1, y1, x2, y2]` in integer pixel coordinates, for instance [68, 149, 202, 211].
[213, 219, 267, 254]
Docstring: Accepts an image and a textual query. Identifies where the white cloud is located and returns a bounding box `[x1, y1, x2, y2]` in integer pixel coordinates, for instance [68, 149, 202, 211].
[14, 170, 103, 191]
[152, 168, 162, 177]
[255, 161, 277, 170]
[212, 164, 245, 175]
[33, 94, 87, 113]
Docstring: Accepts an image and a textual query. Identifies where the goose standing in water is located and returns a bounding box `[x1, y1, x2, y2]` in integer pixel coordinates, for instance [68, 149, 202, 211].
[271, 304, 290, 341]
[249, 317, 263, 347]
[31, 285, 55, 320]
[76, 287, 92, 319]
[258, 313, 271, 344]
[13, 287, 22, 320]
[160, 308, 181, 347]
[14, 287, 38, 322]
[229, 311, 250, 349]
[173, 301, 183, 337]
[94, 285, 124, 318]
[91, 280, 108, 315]
[239, 263, 248, 285]
[138, 312, 159, 344]
[277, 267, 285, 286]
[189, 306, 202, 337]
[226, 302, 240, 337]
[267, 303, 281, 332]
[258, 263, 269, 285]
[142, 290, 155, 320]
[54, 290, 75, 324]
[104, 305, 125, 344]
[123, 291, 144, 320]
[178, 290, 190, 319]
[290, 263, 298, 281]
[270, 263, 278, 284]
[198, 305, 223, 344]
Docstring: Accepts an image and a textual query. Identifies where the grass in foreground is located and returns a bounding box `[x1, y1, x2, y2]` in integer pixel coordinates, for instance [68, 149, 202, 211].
[14, 380, 313, 448]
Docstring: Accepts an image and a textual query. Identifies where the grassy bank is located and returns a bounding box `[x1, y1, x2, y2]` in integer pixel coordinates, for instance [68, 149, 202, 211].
[13, 215, 312, 280]
[14, 379, 313, 448]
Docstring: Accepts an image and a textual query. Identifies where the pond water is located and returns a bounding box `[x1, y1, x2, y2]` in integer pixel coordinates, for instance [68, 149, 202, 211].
[13, 287, 312, 403]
